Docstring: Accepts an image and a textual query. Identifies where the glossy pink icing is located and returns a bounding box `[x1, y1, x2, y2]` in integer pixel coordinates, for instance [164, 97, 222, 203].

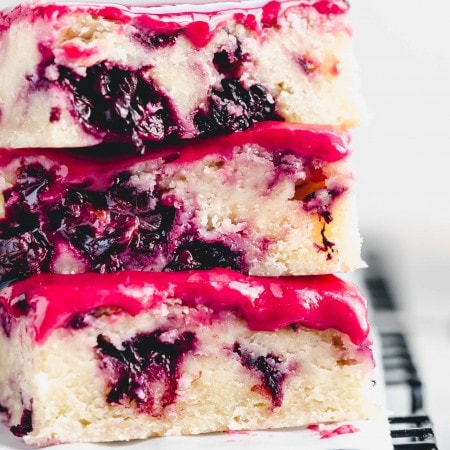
[0, 0, 350, 47]
[0, 122, 349, 191]
[0, 269, 370, 346]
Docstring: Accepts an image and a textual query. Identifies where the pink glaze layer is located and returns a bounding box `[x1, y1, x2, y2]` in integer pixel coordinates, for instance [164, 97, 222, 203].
[0, 269, 369, 346]
[0, 0, 350, 46]
[0, 122, 349, 190]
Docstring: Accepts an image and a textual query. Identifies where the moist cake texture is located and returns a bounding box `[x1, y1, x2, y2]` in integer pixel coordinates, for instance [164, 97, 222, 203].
[0, 0, 374, 446]
[0, 123, 364, 282]
[0, 269, 375, 445]
[0, 0, 363, 151]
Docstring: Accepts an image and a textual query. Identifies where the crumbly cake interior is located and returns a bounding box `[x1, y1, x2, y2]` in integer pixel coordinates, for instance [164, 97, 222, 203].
[0, 1, 363, 149]
[0, 128, 363, 282]
[0, 0, 373, 446]
[0, 297, 375, 445]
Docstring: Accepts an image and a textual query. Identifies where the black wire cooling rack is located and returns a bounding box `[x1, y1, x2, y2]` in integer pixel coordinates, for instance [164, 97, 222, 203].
[363, 253, 439, 450]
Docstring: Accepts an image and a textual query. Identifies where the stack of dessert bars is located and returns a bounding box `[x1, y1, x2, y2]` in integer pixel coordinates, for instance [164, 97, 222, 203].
[0, 0, 376, 445]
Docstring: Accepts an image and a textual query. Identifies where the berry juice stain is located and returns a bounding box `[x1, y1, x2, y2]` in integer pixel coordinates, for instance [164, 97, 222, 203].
[233, 342, 288, 408]
[96, 329, 197, 415]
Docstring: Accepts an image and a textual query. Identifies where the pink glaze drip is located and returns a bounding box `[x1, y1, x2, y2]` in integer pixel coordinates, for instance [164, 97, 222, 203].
[184, 21, 213, 48]
[0, 0, 349, 45]
[0, 122, 349, 191]
[0, 269, 370, 346]
[308, 423, 360, 439]
[312, 0, 349, 16]
[261, 1, 281, 28]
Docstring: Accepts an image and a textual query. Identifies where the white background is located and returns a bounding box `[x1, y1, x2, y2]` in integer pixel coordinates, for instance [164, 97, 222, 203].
[351, 2, 450, 448]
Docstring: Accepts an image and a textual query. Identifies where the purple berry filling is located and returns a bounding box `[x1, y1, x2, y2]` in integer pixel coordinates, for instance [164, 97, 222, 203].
[10, 408, 33, 437]
[194, 78, 280, 136]
[0, 232, 50, 282]
[96, 330, 197, 415]
[10, 294, 31, 316]
[0, 304, 11, 338]
[303, 186, 346, 224]
[0, 164, 54, 281]
[31, 45, 181, 153]
[0, 145, 344, 282]
[66, 307, 121, 330]
[57, 184, 173, 273]
[300, 184, 346, 259]
[212, 41, 247, 78]
[0, 163, 246, 282]
[60, 62, 180, 153]
[67, 313, 90, 330]
[49, 106, 61, 123]
[31, 42, 282, 152]
[133, 29, 181, 49]
[315, 225, 336, 261]
[165, 239, 244, 272]
[233, 343, 288, 408]
[0, 294, 31, 338]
